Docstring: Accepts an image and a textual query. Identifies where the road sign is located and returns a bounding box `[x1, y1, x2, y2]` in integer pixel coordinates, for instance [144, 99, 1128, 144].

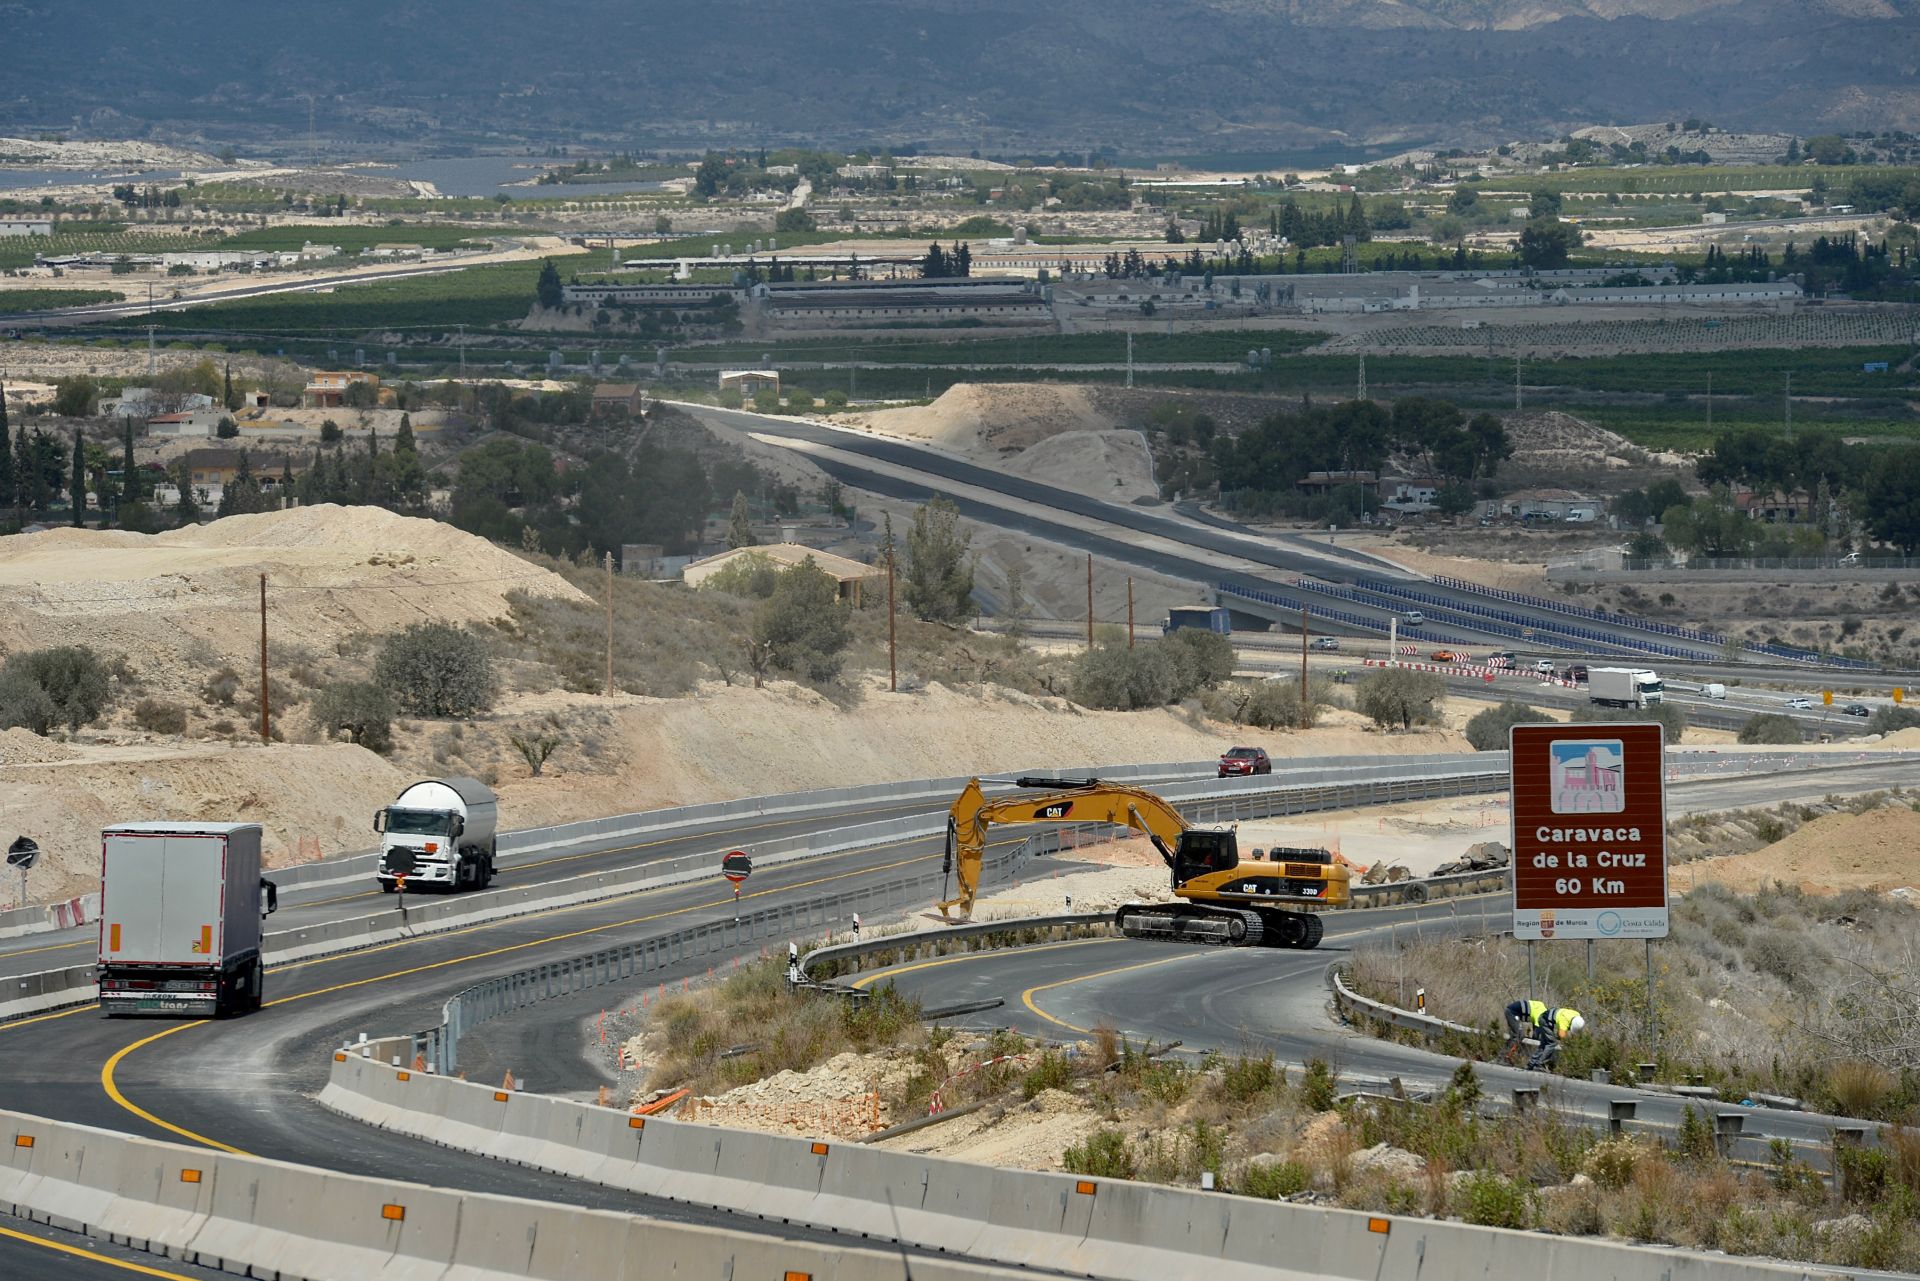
[1510, 723, 1668, 941]
[1823, 690, 1833, 706]
[721, 851, 752, 885]
[1895, 688, 1905, 705]
[5, 837, 38, 870]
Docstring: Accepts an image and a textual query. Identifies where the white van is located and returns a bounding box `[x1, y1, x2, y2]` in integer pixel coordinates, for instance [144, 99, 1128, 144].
[1703, 683, 1727, 699]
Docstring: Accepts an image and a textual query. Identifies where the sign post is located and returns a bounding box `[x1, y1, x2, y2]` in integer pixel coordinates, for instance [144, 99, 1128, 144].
[1510, 723, 1670, 1040]
[6, 836, 37, 909]
[721, 850, 752, 922]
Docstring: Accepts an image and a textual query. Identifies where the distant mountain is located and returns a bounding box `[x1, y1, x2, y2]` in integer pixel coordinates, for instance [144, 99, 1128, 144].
[2, 1, 1915, 156]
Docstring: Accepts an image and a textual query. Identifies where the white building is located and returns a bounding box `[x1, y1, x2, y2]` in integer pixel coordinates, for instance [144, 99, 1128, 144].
[0, 218, 54, 237]
[145, 410, 227, 438]
[101, 388, 215, 418]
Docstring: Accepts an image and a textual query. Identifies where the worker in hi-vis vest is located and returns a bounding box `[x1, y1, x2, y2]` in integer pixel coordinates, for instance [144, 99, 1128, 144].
[1503, 999, 1586, 1071]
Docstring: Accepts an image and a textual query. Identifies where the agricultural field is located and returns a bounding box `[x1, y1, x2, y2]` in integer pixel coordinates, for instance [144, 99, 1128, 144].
[1482, 164, 1911, 196]
[137, 259, 547, 334]
[217, 224, 519, 253]
[0, 288, 122, 312]
[0, 225, 211, 270]
[1347, 311, 1920, 356]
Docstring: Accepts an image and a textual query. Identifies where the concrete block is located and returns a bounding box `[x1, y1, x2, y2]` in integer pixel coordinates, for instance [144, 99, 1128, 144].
[886, 1157, 991, 1256]
[97, 1129, 218, 1256]
[1219, 1200, 1334, 1275]
[8, 1119, 118, 1233]
[483, 1091, 559, 1166]
[431, 1076, 517, 1153]
[981, 1167, 1082, 1267]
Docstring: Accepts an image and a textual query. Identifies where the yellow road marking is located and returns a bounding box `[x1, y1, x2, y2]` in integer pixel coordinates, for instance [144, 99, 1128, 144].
[849, 937, 1112, 989]
[101, 1026, 247, 1155]
[1020, 952, 1212, 1034]
[94, 833, 1027, 1148]
[0, 1222, 208, 1279]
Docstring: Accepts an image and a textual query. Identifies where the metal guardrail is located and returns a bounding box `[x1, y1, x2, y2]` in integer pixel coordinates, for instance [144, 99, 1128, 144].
[798, 912, 1114, 983]
[1331, 966, 1488, 1039]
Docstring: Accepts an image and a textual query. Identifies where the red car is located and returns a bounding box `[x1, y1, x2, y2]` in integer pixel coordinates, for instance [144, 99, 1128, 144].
[1218, 746, 1272, 777]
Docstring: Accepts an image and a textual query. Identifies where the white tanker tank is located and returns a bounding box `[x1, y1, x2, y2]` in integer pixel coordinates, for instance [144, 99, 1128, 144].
[374, 777, 498, 892]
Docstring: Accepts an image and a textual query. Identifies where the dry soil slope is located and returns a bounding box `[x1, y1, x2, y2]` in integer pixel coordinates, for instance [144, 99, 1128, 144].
[847, 384, 1158, 503]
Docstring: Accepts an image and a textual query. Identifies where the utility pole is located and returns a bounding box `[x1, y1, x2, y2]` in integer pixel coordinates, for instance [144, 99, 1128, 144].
[603, 552, 615, 698]
[146, 324, 156, 376]
[1300, 607, 1310, 729]
[886, 550, 897, 692]
[1085, 554, 1094, 649]
[1125, 332, 1134, 389]
[1356, 352, 1366, 402]
[1127, 577, 1134, 649]
[1514, 352, 1522, 411]
[258, 574, 270, 743]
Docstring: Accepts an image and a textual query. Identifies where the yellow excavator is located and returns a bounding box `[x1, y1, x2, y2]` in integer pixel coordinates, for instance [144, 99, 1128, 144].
[938, 777, 1349, 949]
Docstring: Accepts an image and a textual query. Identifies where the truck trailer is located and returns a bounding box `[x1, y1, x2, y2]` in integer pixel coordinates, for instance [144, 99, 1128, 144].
[374, 777, 498, 893]
[97, 823, 279, 1018]
[1589, 666, 1663, 709]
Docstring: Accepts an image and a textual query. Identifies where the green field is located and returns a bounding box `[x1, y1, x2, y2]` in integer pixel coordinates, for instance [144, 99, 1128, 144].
[141, 260, 546, 334]
[1482, 163, 1911, 196]
[0, 288, 122, 312]
[218, 224, 517, 252]
[0, 227, 212, 270]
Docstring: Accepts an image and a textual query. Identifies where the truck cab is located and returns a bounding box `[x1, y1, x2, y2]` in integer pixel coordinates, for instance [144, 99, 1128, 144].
[375, 777, 498, 892]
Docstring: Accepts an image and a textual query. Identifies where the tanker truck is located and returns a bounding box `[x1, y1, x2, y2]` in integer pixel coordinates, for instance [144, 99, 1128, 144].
[374, 777, 498, 893]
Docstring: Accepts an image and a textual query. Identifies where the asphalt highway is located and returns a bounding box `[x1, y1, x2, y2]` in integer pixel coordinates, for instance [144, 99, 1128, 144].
[0, 1213, 237, 1281]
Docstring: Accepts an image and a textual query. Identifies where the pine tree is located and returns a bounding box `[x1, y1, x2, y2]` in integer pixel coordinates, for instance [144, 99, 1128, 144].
[1346, 193, 1371, 241]
[70, 429, 86, 525]
[536, 259, 564, 310]
[171, 460, 200, 524]
[391, 414, 425, 507]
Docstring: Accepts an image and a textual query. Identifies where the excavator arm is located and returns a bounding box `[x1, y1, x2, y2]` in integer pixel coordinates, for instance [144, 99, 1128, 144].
[938, 777, 1190, 921]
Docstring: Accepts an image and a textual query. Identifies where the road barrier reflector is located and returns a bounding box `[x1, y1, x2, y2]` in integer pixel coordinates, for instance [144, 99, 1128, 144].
[494, 1091, 511, 1103]
[180, 1168, 202, 1184]
[397, 1071, 411, 1082]
[333, 1052, 347, 1062]
[13, 1135, 33, 1149]
[1075, 1180, 1096, 1196]
[784, 1272, 813, 1281]
[1368, 1217, 1390, 1235]
[381, 1204, 406, 1222]
[628, 1116, 646, 1130]
[810, 1142, 830, 1156]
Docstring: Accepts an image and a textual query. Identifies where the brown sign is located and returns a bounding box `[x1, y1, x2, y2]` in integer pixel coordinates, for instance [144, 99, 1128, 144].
[1509, 722, 1669, 940]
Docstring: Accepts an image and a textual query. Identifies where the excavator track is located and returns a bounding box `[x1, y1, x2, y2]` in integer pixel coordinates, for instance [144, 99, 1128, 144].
[1115, 903, 1265, 947]
[1252, 908, 1325, 950]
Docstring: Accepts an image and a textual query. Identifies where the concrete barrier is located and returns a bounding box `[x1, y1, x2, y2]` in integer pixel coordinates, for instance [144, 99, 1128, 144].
[319, 1052, 1852, 1281]
[0, 1107, 1034, 1281]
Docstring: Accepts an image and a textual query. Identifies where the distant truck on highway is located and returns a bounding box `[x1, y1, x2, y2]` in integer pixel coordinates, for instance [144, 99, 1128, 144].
[1589, 667, 1663, 709]
[374, 777, 498, 893]
[97, 823, 278, 1018]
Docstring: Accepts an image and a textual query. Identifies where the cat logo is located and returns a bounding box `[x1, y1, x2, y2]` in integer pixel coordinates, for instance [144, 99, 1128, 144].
[1036, 802, 1073, 819]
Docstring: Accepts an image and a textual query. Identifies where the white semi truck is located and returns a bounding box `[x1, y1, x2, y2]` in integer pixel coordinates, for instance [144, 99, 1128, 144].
[1589, 666, 1663, 709]
[97, 823, 279, 1018]
[374, 777, 498, 893]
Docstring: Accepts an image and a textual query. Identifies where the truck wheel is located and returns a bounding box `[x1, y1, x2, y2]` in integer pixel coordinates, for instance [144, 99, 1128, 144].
[250, 958, 265, 1011]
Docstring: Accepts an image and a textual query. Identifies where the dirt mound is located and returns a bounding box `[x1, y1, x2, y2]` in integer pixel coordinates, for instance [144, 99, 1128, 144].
[848, 384, 1154, 502]
[2, 742, 407, 906]
[0, 728, 79, 766]
[1688, 804, 1920, 895]
[0, 505, 587, 689]
[1877, 727, 1920, 749]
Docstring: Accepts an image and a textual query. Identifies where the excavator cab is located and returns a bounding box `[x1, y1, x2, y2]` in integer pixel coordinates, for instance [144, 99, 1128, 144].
[1172, 829, 1239, 885]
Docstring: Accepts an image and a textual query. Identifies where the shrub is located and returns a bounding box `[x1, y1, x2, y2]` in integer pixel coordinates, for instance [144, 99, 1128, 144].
[0, 667, 58, 735]
[0, 646, 113, 731]
[1022, 1050, 1074, 1099]
[1674, 1105, 1717, 1163]
[1456, 1170, 1533, 1228]
[1241, 678, 1321, 729]
[131, 698, 187, 735]
[752, 558, 851, 682]
[1300, 1057, 1339, 1111]
[1464, 701, 1548, 751]
[1825, 1060, 1899, 1119]
[1737, 713, 1802, 745]
[786, 388, 815, 413]
[1835, 1143, 1892, 1205]
[1162, 628, 1234, 693]
[310, 681, 395, 753]
[1221, 1053, 1281, 1103]
[201, 666, 240, 705]
[1063, 1129, 1136, 1179]
[1356, 667, 1444, 730]
[700, 551, 782, 599]
[1071, 642, 1177, 710]
[1239, 1158, 1310, 1199]
[822, 388, 849, 410]
[374, 624, 496, 718]
[1581, 1136, 1647, 1191]
[1868, 706, 1920, 736]
[1140, 1059, 1192, 1105]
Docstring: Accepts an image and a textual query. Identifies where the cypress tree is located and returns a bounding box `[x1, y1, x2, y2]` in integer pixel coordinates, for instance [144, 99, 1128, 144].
[121, 419, 140, 507]
[0, 381, 14, 511]
[71, 429, 85, 525]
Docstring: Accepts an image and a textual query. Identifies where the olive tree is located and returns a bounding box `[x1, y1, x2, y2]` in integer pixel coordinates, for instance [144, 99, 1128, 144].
[310, 681, 395, 752]
[752, 558, 850, 681]
[1356, 666, 1445, 730]
[374, 623, 496, 718]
